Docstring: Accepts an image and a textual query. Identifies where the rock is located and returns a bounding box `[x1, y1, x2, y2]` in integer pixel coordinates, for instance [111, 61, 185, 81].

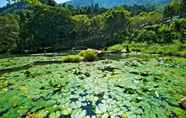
[96, 50, 104, 56]
[179, 97, 186, 110]
[121, 49, 127, 53]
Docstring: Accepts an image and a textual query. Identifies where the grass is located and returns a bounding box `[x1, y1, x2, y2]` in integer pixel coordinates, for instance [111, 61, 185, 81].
[107, 41, 186, 56]
[107, 44, 124, 53]
[62, 55, 81, 63]
[79, 49, 97, 61]
[61, 49, 98, 63]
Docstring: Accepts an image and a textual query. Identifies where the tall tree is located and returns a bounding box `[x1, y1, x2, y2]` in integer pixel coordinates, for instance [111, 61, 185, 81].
[104, 7, 130, 45]
[28, 6, 73, 51]
[0, 15, 20, 53]
[180, 0, 186, 17]
[39, 0, 56, 6]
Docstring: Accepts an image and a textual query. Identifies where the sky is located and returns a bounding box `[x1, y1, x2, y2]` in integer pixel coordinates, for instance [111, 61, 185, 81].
[0, 0, 70, 7]
[0, 0, 7, 7]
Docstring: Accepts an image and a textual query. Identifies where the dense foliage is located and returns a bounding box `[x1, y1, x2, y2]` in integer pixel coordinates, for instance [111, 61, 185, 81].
[79, 49, 97, 61]
[0, 55, 186, 117]
[0, 0, 185, 53]
[0, 15, 20, 53]
[62, 55, 81, 63]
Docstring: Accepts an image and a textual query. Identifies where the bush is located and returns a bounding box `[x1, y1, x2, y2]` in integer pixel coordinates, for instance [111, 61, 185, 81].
[79, 49, 97, 61]
[136, 30, 158, 43]
[107, 44, 124, 52]
[62, 55, 81, 63]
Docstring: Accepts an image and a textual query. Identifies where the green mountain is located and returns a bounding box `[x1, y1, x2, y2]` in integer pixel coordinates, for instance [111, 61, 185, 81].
[66, 0, 171, 8]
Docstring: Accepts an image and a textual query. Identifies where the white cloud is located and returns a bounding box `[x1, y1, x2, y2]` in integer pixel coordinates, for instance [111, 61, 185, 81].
[55, 0, 71, 3]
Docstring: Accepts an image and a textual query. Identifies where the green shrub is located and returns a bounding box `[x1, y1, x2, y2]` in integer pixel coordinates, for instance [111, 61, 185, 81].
[124, 43, 147, 52]
[79, 49, 97, 61]
[137, 30, 158, 43]
[62, 55, 81, 63]
[107, 44, 123, 52]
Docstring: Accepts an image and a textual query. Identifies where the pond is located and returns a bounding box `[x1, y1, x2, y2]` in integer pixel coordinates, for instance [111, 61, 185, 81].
[0, 53, 186, 118]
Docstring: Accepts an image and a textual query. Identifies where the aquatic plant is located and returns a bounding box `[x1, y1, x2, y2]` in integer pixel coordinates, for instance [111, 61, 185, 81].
[62, 55, 81, 63]
[79, 49, 97, 61]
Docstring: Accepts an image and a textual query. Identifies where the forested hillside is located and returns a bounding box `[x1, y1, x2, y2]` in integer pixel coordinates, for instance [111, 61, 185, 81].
[0, 0, 185, 53]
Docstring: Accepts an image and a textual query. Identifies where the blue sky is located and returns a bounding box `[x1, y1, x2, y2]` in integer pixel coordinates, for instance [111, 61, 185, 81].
[0, 0, 70, 7]
[0, 0, 7, 7]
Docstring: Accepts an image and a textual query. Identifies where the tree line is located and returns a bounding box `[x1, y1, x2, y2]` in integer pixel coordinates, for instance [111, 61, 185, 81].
[0, 0, 186, 53]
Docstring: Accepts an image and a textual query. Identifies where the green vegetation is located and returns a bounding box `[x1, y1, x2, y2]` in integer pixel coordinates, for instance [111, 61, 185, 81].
[0, 55, 186, 117]
[107, 44, 124, 53]
[108, 42, 186, 56]
[0, 0, 185, 53]
[0, 15, 20, 53]
[62, 55, 81, 63]
[79, 49, 97, 61]
[61, 49, 98, 63]
[0, 0, 186, 117]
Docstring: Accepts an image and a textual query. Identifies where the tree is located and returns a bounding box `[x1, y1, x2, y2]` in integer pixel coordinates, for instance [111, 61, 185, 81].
[88, 15, 106, 48]
[39, 0, 56, 6]
[104, 7, 130, 46]
[173, 18, 186, 42]
[71, 15, 91, 48]
[163, 0, 184, 18]
[16, 10, 34, 53]
[130, 11, 163, 30]
[158, 24, 173, 43]
[180, 0, 186, 17]
[28, 6, 74, 51]
[0, 15, 20, 53]
[136, 30, 158, 43]
[6, 0, 41, 5]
